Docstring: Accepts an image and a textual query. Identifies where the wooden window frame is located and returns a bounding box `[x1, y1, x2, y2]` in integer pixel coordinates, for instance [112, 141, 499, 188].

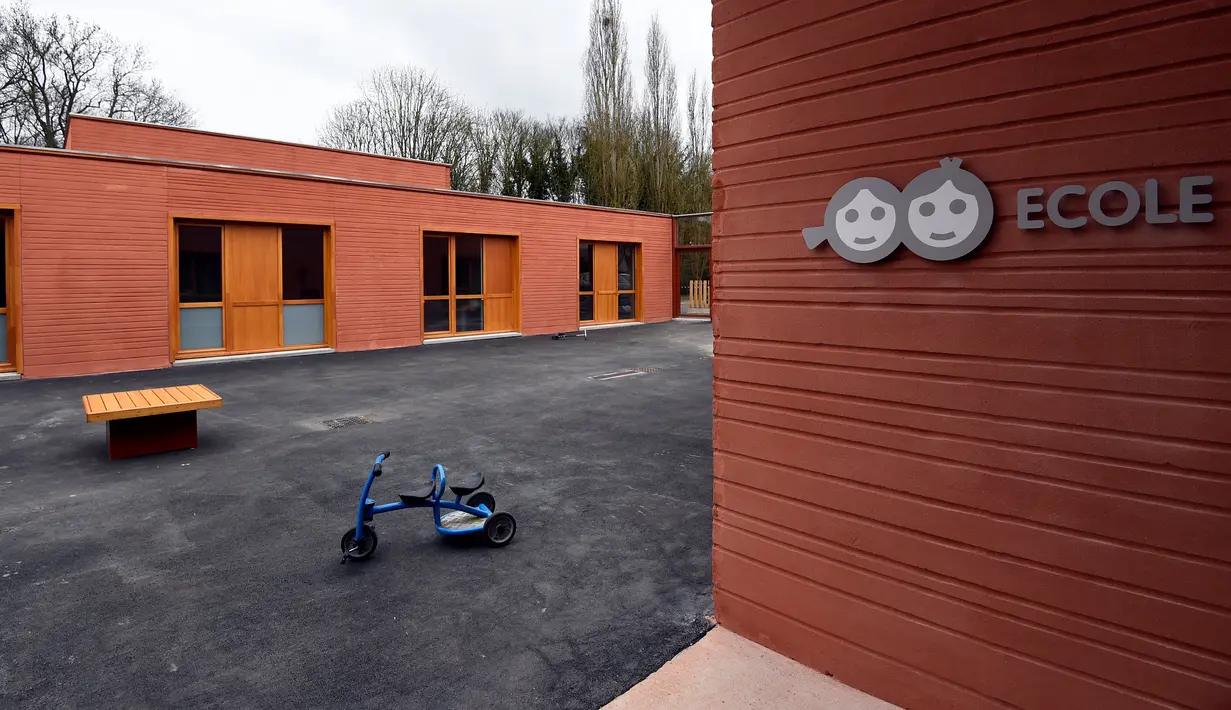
[577, 238, 642, 327]
[0, 206, 21, 373]
[672, 244, 711, 319]
[170, 217, 335, 360]
[578, 242, 595, 324]
[420, 229, 520, 339]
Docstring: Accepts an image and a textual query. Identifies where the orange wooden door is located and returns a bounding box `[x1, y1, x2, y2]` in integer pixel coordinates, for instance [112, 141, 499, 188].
[593, 242, 619, 323]
[483, 236, 517, 332]
[225, 224, 281, 353]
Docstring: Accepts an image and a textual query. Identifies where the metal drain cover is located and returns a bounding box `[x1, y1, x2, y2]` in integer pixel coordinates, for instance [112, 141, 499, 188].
[323, 415, 370, 429]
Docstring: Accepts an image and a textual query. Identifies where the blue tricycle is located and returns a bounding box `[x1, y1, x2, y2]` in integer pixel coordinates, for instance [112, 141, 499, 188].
[341, 451, 517, 561]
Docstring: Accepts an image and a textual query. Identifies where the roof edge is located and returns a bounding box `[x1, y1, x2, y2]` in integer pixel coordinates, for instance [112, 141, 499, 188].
[0, 143, 672, 220]
[66, 114, 454, 170]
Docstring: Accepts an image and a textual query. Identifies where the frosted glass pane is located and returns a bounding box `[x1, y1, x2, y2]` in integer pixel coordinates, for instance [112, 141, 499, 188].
[180, 307, 222, 351]
[283, 304, 324, 346]
[0, 313, 7, 364]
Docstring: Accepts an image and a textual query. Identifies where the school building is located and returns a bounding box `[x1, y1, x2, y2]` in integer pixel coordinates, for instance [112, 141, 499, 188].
[0, 115, 693, 380]
[711, 2, 1230, 709]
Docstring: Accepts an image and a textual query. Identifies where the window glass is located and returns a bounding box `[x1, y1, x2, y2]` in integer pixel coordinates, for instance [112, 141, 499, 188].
[0, 219, 7, 308]
[424, 237, 450, 297]
[455, 235, 483, 295]
[178, 225, 223, 303]
[618, 244, 635, 290]
[281, 227, 325, 300]
[579, 243, 593, 292]
[455, 299, 484, 332]
[675, 214, 712, 246]
[424, 300, 450, 333]
[579, 294, 594, 322]
[283, 303, 325, 346]
[179, 307, 223, 350]
[618, 294, 636, 320]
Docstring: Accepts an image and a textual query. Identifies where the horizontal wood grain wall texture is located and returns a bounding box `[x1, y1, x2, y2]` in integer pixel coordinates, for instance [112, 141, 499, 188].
[710, 1, 1231, 709]
[0, 149, 672, 378]
[66, 115, 452, 189]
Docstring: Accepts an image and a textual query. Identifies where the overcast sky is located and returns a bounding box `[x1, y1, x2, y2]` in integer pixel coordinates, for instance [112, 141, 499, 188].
[21, 0, 712, 145]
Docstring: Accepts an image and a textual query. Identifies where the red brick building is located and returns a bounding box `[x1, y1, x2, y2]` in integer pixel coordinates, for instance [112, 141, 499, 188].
[0, 117, 673, 379]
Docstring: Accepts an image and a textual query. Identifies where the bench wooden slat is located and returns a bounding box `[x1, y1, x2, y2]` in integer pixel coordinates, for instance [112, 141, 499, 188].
[181, 386, 208, 403]
[84, 394, 106, 417]
[162, 387, 191, 404]
[101, 393, 121, 412]
[82, 385, 223, 423]
[186, 385, 215, 402]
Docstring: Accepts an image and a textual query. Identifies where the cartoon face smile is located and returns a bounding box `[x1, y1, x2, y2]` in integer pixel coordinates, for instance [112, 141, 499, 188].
[835, 189, 897, 252]
[801, 176, 907, 264]
[907, 180, 980, 247]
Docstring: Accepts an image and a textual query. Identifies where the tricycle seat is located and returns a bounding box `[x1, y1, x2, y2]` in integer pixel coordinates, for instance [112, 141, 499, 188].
[449, 472, 484, 496]
[398, 482, 435, 504]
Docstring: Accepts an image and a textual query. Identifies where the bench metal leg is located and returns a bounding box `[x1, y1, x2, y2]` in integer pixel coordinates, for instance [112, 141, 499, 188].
[106, 411, 198, 460]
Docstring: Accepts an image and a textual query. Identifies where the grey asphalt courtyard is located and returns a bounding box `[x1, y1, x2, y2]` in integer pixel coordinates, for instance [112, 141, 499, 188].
[0, 321, 715, 709]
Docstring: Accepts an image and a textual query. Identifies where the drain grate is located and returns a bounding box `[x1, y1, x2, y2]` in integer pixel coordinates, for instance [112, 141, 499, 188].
[632, 366, 663, 373]
[323, 415, 370, 429]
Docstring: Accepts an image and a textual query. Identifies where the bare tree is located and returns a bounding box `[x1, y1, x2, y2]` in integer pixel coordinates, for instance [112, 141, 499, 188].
[637, 14, 683, 213]
[580, 0, 639, 209]
[0, 4, 194, 148]
[682, 70, 713, 213]
[467, 111, 501, 194]
[318, 66, 474, 188]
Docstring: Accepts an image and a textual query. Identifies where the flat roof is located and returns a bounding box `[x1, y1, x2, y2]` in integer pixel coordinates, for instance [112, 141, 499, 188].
[0, 142, 672, 219]
[66, 114, 453, 169]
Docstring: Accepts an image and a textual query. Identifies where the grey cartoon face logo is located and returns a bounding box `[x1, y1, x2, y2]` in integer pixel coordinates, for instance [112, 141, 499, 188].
[900, 158, 994, 262]
[803, 158, 995, 263]
[802, 177, 907, 264]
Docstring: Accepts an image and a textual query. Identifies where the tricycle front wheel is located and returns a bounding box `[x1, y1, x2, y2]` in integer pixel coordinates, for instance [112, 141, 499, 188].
[341, 525, 378, 560]
[483, 512, 516, 547]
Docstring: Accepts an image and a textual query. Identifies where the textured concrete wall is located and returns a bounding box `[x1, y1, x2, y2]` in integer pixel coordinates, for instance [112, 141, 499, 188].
[711, 2, 1231, 709]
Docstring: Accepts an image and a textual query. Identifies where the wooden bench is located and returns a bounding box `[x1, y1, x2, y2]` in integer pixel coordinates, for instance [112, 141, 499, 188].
[83, 385, 223, 460]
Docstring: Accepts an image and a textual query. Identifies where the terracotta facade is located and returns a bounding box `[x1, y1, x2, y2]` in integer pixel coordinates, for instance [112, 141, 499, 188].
[1, 118, 672, 379]
[711, 2, 1231, 709]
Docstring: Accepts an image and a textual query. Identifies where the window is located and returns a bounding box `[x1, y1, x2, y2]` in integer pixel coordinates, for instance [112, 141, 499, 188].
[424, 237, 450, 297]
[579, 243, 594, 321]
[281, 227, 326, 346]
[579, 243, 593, 292]
[282, 227, 324, 300]
[422, 234, 514, 337]
[580, 241, 638, 324]
[174, 221, 332, 357]
[0, 219, 6, 310]
[455, 235, 483, 295]
[177, 225, 224, 351]
[617, 244, 636, 321]
[618, 244, 635, 290]
[0, 218, 8, 366]
[178, 226, 222, 303]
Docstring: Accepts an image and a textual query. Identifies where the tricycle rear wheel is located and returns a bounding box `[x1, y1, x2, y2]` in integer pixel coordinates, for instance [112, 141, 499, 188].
[341, 525, 378, 560]
[467, 491, 496, 512]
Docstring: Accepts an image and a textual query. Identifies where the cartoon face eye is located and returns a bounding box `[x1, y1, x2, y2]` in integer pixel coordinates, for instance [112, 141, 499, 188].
[833, 189, 898, 252]
[908, 180, 981, 247]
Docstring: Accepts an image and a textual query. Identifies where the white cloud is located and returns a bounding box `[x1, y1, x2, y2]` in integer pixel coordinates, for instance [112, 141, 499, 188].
[20, 0, 713, 144]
